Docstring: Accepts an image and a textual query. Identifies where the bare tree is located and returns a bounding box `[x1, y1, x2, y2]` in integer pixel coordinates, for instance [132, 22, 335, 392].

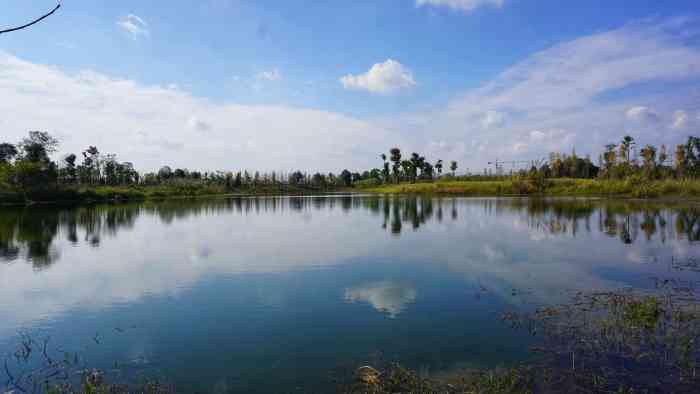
[0, 2, 61, 35]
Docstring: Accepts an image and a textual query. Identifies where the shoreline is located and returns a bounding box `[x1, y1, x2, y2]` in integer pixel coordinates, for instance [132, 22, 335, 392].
[0, 187, 346, 207]
[361, 178, 700, 199]
[4, 184, 700, 207]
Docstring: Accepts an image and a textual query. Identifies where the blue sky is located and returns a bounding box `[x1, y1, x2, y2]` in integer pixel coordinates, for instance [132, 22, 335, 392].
[1, 0, 700, 172]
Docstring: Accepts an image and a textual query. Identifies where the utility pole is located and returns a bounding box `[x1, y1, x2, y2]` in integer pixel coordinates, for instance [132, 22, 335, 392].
[488, 159, 530, 176]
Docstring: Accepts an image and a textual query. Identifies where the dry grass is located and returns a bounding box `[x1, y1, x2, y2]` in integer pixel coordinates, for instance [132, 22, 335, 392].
[365, 178, 700, 199]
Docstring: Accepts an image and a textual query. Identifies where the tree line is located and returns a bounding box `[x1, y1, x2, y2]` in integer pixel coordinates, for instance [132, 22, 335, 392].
[595, 135, 700, 180]
[483, 135, 700, 181]
[0, 131, 383, 196]
[2, 131, 700, 199]
[377, 148, 458, 183]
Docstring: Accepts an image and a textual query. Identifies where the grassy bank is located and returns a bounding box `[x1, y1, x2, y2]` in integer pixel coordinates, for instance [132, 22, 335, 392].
[364, 178, 700, 199]
[0, 183, 338, 205]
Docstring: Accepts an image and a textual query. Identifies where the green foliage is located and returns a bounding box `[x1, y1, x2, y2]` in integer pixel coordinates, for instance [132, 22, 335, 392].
[354, 178, 382, 188]
[364, 178, 700, 198]
[4, 129, 700, 204]
[623, 297, 660, 330]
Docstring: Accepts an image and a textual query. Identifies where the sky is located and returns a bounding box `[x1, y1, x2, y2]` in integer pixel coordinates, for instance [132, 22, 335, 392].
[1, 0, 700, 173]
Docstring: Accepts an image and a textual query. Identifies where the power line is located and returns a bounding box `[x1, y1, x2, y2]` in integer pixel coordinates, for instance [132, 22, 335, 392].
[0, 2, 61, 35]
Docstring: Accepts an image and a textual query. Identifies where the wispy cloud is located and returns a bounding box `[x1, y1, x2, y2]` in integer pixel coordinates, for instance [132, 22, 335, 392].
[415, 0, 504, 13]
[626, 106, 659, 123]
[187, 116, 212, 132]
[255, 68, 282, 82]
[671, 110, 689, 129]
[387, 18, 700, 169]
[0, 52, 393, 172]
[2, 18, 699, 174]
[340, 59, 416, 95]
[117, 14, 149, 40]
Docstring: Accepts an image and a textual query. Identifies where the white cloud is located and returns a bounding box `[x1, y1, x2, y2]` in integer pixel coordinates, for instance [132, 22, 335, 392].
[481, 110, 505, 129]
[672, 110, 689, 129]
[529, 130, 547, 141]
[187, 116, 212, 132]
[344, 281, 417, 318]
[511, 142, 528, 153]
[255, 68, 282, 82]
[0, 199, 396, 336]
[3, 18, 700, 175]
[340, 59, 416, 94]
[117, 14, 149, 39]
[384, 18, 700, 171]
[0, 52, 394, 172]
[416, 0, 504, 13]
[626, 106, 659, 123]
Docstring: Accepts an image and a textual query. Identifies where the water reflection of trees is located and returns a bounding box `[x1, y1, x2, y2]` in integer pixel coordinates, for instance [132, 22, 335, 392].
[0, 204, 140, 269]
[1, 197, 698, 270]
[491, 199, 700, 244]
[377, 196, 456, 236]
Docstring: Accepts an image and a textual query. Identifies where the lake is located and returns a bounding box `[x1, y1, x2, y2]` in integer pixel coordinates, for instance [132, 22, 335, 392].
[0, 196, 699, 393]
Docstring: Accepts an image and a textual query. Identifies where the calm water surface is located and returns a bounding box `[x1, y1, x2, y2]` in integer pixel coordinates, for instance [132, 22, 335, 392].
[1, 196, 699, 392]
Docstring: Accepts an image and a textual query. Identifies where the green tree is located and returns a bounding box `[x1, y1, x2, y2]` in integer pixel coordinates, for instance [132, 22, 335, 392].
[12, 131, 59, 192]
[449, 161, 458, 176]
[340, 169, 352, 186]
[389, 148, 402, 183]
[380, 154, 390, 183]
[421, 161, 434, 180]
[60, 153, 77, 184]
[0, 143, 18, 164]
[102, 154, 119, 185]
[12, 160, 55, 197]
[550, 153, 563, 177]
[158, 166, 173, 181]
[409, 153, 421, 180]
[80, 146, 100, 184]
[20, 131, 58, 163]
[685, 136, 700, 177]
[640, 144, 657, 179]
[619, 135, 635, 165]
[416, 155, 426, 179]
[602, 144, 617, 177]
[400, 160, 413, 182]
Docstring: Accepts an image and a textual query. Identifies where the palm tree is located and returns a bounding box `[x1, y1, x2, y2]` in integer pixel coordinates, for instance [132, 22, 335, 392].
[400, 160, 412, 182]
[603, 144, 617, 173]
[390, 148, 402, 183]
[620, 135, 635, 165]
[674, 144, 686, 178]
[640, 144, 657, 178]
[435, 160, 443, 176]
[381, 153, 389, 183]
[450, 161, 458, 176]
[410, 153, 421, 181]
[417, 156, 426, 179]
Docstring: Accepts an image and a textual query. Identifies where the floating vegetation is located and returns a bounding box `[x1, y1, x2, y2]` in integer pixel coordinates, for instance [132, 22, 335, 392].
[672, 257, 700, 273]
[1, 328, 172, 394]
[337, 362, 537, 394]
[5, 278, 700, 393]
[340, 278, 700, 393]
